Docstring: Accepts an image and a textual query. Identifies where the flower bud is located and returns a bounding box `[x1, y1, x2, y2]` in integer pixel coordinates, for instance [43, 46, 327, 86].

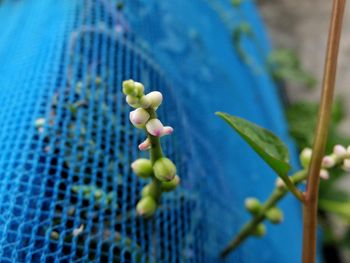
[319, 169, 329, 180]
[162, 126, 174, 136]
[245, 198, 261, 215]
[139, 138, 151, 151]
[161, 175, 180, 192]
[134, 82, 144, 97]
[146, 118, 164, 137]
[131, 158, 153, 179]
[275, 178, 285, 188]
[252, 223, 266, 237]
[141, 182, 161, 199]
[300, 148, 312, 168]
[266, 207, 283, 224]
[342, 159, 350, 172]
[144, 91, 163, 109]
[126, 95, 140, 108]
[136, 196, 157, 218]
[139, 95, 151, 108]
[35, 118, 46, 128]
[130, 108, 150, 128]
[322, 155, 336, 168]
[153, 157, 176, 181]
[122, 80, 137, 96]
[334, 145, 348, 159]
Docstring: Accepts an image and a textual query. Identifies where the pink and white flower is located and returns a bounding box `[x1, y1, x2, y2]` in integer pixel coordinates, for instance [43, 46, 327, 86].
[129, 108, 150, 128]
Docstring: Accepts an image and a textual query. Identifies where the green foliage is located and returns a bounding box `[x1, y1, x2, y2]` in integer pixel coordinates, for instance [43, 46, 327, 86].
[267, 49, 317, 89]
[216, 112, 290, 175]
[286, 98, 350, 152]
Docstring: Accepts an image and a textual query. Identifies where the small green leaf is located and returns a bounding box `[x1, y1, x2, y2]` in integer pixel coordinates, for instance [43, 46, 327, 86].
[216, 112, 291, 175]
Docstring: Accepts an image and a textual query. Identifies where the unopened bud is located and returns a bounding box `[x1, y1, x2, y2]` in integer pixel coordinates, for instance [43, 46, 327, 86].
[275, 178, 285, 188]
[322, 155, 336, 168]
[320, 169, 329, 180]
[134, 82, 144, 97]
[141, 182, 161, 199]
[144, 91, 163, 109]
[266, 207, 283, 224]
[138, 138, 151, 151]
[252, 223, 266, 237]
[139, 96, 151, 108]
[131, 158, 153, 178]
[153, 157, 176, 182]
[245, 198, 261, 215]
[130, 108, 150, 128]
[122, 80, 137, 96]
[300, 148, 312, 168]
[342, 159, 350, 172]
[334, 145, 348, 159]
[136, 196, 157, 218]
[126, 95, 140, 108]
[162, 126, 174, 136]
[146, 118, 164, 137]
[161, 175, 180, 192]
[35, 118, 46, 129]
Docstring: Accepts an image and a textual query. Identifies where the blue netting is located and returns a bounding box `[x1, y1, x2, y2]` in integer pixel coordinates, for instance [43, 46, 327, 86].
[0, 0, 302, 262]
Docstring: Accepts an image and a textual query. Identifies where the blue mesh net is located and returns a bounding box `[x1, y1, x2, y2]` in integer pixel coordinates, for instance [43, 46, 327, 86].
[0, 0, 302, 262]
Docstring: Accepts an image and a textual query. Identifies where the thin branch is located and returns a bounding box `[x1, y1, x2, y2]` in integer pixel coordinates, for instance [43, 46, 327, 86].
[302, 1, 346, 262]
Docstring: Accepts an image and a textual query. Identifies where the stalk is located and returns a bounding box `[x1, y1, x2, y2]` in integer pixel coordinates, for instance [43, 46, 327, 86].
[302, 1, 345, 262]
[220, 170, 307, 257]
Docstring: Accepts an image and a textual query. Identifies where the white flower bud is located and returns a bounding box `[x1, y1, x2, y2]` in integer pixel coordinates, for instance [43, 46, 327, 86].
[138, 138, 151, 151]
[126, 95, 140, 108]
[342, 159, 350, 172]
[319, 169, 329, 180]
[144, 91, 163, 109]
[130, 108, 150, 128]
[275, 178, 285, 188]
[139, 95, 151, 108]
[333, 145, 347, 159]
[134, 82, 144, 97]
[161, 126, 174, 136]
[35, 118, 46, 129]
[322, 155, 336, 168]
[146, 118, 164, 137]
[300, 148, 312, 168]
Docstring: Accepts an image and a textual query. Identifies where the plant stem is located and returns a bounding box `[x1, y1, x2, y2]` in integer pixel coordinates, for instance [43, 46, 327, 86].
[220, 170, 307, 258]
[302, 1, 345, 262]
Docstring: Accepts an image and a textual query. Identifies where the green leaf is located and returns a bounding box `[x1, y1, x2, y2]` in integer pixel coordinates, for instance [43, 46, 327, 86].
[216, 112, 291, 175]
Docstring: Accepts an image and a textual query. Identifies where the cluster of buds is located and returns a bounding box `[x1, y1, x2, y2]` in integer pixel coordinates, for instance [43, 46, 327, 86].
[300, 144, 350, 180]
[122, 80, 180, 218]
[244, 197, 283, 237]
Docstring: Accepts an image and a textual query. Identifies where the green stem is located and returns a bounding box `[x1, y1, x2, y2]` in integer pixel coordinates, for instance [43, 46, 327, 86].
[220, 169, 307, 258]
[302, 1, 345, 262]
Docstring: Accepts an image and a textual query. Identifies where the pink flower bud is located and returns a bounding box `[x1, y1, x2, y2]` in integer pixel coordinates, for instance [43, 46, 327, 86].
[342, 159, 350, 172]
[162, 126, 174, 136]
[129, 108, 150, 128]
[319, 169, 329, 180]
[333, 145, 347, 158]
[146, 118, 164, 136]
[144, 91, 163, 109]
[322, 155, 336, 168]
[138, 138, 151, 151]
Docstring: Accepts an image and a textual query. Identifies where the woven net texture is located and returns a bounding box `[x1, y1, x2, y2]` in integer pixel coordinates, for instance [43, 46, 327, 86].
[0, 0, 302, 262]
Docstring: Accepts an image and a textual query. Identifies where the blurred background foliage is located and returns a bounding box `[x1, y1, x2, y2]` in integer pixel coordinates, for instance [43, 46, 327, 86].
[227, 1, 350, 261]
